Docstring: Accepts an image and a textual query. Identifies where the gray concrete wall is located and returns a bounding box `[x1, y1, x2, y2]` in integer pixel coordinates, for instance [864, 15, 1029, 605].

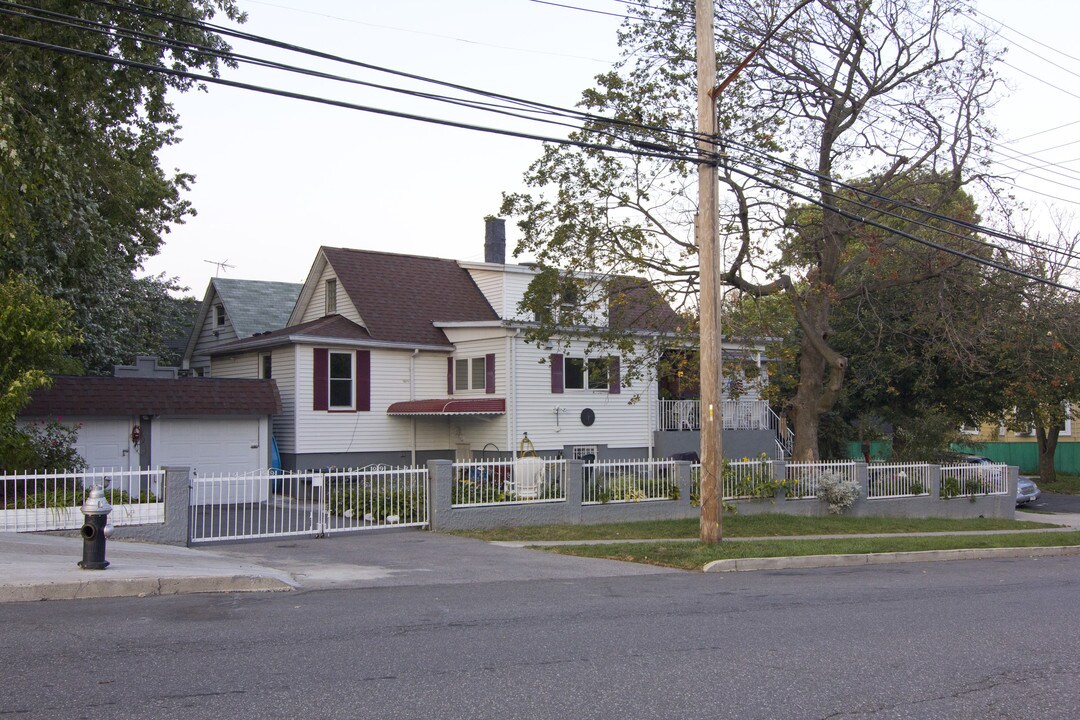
[108, 466, 191, 546]
[729, 462, 1016, 519]
[427, 459, 1017, 531]
[427, 460, 699, 531]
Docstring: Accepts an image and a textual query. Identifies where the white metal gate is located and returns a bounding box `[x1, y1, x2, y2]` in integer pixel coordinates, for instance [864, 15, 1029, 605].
[189, 467, 429, 543]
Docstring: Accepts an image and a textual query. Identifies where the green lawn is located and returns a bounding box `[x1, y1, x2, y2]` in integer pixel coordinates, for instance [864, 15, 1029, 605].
[1038, 474, 1080, 495]
[451, 513, 1058, 542]
[544, 532, 1080, 571]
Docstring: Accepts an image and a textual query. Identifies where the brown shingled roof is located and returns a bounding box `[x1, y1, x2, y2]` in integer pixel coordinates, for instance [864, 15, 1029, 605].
[321, 247, 500, 346]
[607, 276, 681, 334]
[207, 314, 372, 356]
[21, 377, 283, 417]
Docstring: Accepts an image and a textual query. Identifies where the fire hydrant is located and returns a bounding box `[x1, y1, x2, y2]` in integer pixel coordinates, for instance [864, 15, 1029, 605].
[78, 485, 113, 570]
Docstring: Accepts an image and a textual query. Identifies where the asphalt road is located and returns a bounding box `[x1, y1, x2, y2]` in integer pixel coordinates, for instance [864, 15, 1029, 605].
[1026, 491, 1080, 514]
[5, 552, 1079, 719]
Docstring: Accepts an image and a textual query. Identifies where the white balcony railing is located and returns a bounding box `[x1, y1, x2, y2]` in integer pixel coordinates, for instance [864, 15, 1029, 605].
[658, 399, 772, 431]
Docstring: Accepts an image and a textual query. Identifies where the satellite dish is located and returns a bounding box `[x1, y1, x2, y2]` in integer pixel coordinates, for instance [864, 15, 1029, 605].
[580, 408, 595, 427]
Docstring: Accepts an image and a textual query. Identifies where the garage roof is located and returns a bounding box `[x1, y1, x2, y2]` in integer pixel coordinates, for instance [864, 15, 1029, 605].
[21, 377, 283, 417]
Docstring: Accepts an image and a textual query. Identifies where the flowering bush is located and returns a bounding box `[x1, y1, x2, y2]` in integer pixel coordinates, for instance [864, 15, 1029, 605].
[815, 471, 860, 514]
[1, 419, 87, 473]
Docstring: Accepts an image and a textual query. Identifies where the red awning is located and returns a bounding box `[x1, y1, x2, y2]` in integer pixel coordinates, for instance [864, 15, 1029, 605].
[386, 398, 506, 416]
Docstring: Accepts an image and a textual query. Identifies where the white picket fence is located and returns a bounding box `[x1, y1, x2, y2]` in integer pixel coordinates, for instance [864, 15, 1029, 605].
[190, 466, 429, 543]
[784, 461, 859, 499]
[940, 463, 1009, 497]
[0, 468, 165, 532]
[867, 463, 933, 499]
[581, 459, 679, 504]
[452, 458, 566, 507]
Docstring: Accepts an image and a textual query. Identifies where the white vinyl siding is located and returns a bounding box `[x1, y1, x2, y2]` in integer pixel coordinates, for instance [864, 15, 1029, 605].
[298, 265, 364, 325]
[463, 266, 535, 322]
[295, 346, 422, 454]
[512, 338, 655, 452]
[272, 347, 298, 455]
[209, 353, 260, 379]
[189, 288, 239, 376]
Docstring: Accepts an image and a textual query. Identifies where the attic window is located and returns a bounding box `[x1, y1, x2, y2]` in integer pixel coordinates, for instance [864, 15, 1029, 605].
[325, 278, 338, 315]
[215, 304, 225, 327]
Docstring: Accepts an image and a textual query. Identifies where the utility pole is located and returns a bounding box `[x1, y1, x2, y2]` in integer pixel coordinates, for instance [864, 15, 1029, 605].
[695, 0, 723, 544]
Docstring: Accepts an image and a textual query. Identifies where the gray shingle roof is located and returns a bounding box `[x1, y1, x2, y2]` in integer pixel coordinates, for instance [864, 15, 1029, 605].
[213, 278, 303, 338]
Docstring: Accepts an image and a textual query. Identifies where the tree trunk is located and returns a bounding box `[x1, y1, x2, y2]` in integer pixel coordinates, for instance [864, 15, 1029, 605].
[788, 294, 848, 462]
[790, 340, 826, 462]
[1035, 426, 1059, 484]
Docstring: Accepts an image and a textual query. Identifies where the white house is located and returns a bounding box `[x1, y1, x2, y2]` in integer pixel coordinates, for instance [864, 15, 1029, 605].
[197, 220, 690, 469]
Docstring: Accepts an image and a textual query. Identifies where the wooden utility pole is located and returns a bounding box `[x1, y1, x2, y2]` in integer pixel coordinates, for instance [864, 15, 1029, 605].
[696, 0, 723, 544]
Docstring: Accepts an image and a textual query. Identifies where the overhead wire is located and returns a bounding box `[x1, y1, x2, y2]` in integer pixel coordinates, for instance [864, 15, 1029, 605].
[3, 0, 1076, 290]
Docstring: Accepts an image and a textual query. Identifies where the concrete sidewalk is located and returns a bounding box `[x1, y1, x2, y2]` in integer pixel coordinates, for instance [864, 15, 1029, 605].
[0, 532, 297, 602]
[2, 512, 1077, 602]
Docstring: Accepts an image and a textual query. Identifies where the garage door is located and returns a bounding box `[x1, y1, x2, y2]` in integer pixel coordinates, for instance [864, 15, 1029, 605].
[153, 418, 263, 477]
[74, 418, 135, 472]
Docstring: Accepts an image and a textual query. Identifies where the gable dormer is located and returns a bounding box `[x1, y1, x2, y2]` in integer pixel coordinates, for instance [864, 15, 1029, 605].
[291, 249, 367, 327]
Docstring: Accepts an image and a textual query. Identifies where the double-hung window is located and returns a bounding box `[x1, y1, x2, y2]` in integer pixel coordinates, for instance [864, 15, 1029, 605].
[551, 354, 620, 394]
[328, 351, 354, 409]
[314, 349, 370, 412]
[451, 355, 495, 393]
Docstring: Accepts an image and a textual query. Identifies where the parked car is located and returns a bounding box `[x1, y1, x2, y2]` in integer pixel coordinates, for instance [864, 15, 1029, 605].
[1017, 476, 1042, 506]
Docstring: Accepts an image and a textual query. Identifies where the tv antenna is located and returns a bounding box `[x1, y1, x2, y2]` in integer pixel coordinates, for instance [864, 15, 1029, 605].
[203, 259, 235, 276]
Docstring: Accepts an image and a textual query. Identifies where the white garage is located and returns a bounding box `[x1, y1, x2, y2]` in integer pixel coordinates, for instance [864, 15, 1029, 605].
[153, 417, 268, 477]
[20, 359, 282, 478]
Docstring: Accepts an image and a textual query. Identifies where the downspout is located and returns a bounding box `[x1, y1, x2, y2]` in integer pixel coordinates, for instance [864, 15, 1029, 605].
[410, 349, 418, 468]
[509, 328, 520, 462]
[647, 371, 654, 461]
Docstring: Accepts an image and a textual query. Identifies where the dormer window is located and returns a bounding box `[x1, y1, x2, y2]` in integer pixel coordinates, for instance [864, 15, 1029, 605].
[325, 278, 338, 315]
[215, 304, 225, 327]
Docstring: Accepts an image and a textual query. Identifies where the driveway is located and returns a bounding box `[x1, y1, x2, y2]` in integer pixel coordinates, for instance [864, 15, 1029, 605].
[204, 529, 677, 591]
[1025, 491, 1080, 514]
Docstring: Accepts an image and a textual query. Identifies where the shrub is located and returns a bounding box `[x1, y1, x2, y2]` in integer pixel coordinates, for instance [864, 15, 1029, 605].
[816, 471, 860, 514]
[1, 419, 87, 473]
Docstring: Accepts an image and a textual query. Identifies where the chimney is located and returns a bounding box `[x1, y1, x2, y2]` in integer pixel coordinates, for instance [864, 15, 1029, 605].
[484, 217, 506, 265]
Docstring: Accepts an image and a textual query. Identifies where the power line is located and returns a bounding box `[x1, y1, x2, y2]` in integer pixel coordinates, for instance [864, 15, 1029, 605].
[243, 0, 616, 65]
[6, 2, 1075, 291]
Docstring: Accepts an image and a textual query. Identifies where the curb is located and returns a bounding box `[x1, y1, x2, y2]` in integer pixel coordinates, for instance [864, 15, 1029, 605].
[0, 575, 294, 603]
[702, 545, 1080, 573]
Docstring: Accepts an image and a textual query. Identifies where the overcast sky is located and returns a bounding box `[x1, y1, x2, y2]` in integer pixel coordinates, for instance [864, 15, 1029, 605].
[144, 0, 1080, 296]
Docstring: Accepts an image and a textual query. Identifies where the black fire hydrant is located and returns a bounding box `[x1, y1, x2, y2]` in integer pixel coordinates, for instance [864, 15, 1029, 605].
[78, 485, 113, 570]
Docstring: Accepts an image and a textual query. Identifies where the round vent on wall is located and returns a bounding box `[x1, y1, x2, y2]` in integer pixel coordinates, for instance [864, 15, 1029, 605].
[580, 408, 595, 427]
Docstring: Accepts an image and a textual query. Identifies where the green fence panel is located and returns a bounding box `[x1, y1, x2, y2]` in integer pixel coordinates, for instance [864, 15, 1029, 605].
[845, 440, 893, 461]
[951, 442, 1080, 475]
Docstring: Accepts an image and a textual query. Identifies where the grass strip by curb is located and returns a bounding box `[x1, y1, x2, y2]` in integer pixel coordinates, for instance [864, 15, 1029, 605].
[539, 531, 1080, 571]
[453, 514, 1060, 543]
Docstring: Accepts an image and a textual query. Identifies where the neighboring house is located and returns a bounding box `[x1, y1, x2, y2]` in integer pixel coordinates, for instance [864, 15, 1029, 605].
[204, 219, 779, 470]
[19, 356, 282, 477]
[183, 277, 303, 376]
[957, 404, 1078, 474]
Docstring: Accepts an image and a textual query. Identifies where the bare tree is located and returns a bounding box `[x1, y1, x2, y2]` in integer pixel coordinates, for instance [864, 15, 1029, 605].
[503, 0, 1004, 459]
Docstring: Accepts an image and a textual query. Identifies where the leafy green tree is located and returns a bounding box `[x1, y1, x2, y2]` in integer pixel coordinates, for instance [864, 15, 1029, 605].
[0, 0, 242, 373]
[989, 242, 1079, 482]
[0, 276, 79, 426]
[502, 0, 1003, 460]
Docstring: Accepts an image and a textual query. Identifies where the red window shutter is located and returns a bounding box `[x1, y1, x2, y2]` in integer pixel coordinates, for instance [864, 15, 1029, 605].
[485, 353, 496, 394]
[550, 353, 564, 394]
[608, 356, 621, 394]
[313, 348, 329, 411]
[447, 357, 454, 395]
[356, 350, 371, 412]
